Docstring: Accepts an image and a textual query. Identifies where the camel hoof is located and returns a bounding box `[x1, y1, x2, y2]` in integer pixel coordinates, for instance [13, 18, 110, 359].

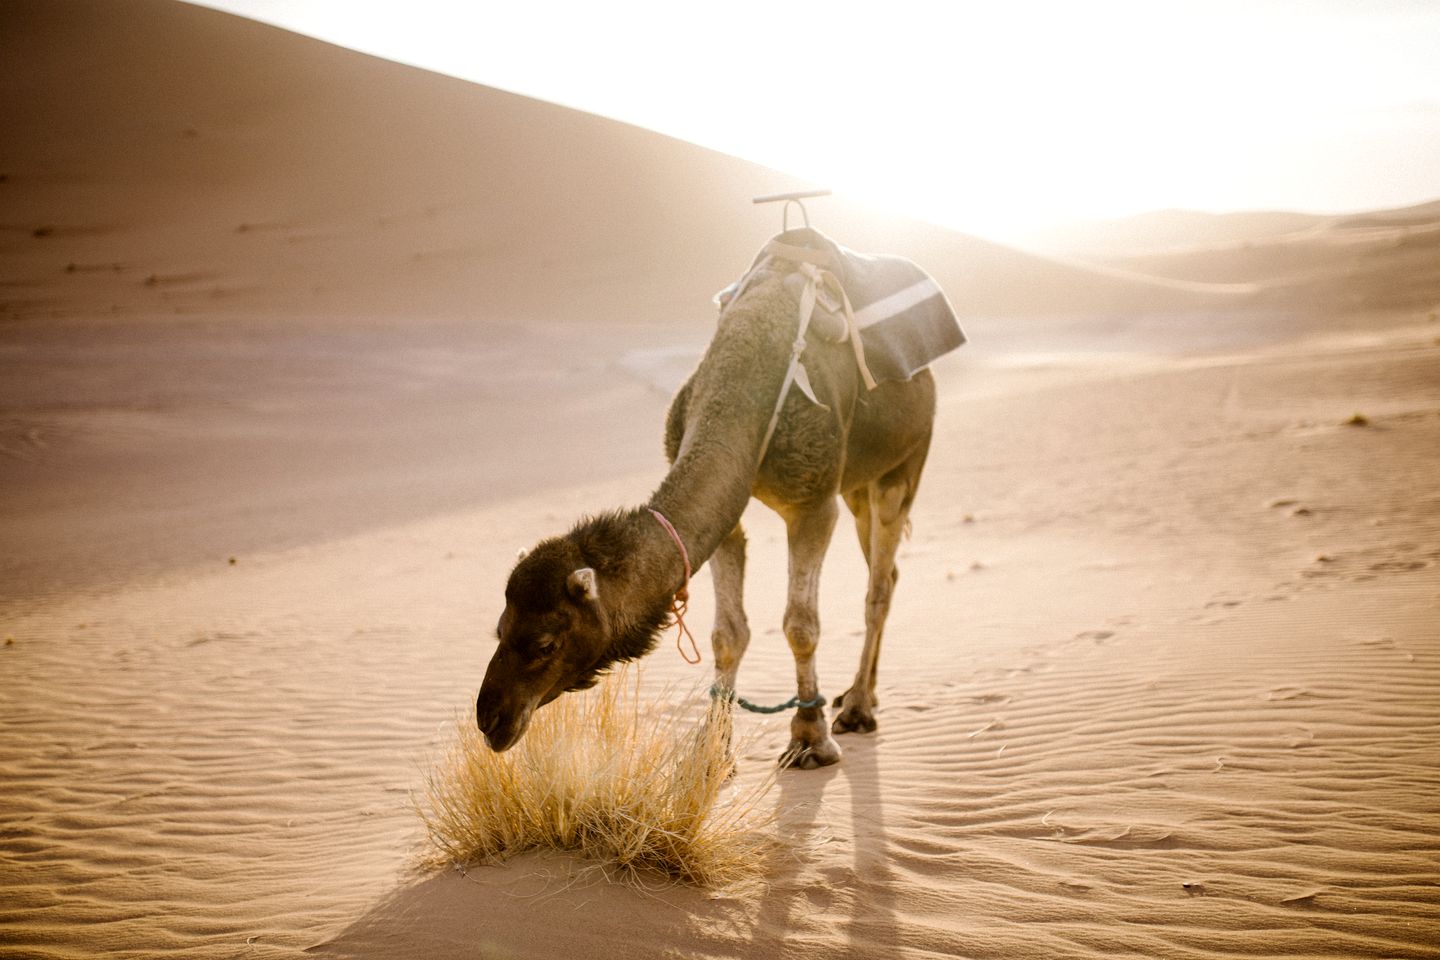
[832, 707, 878, 735]
[781, 736, 842, 769]
[715, 757, 739, 784]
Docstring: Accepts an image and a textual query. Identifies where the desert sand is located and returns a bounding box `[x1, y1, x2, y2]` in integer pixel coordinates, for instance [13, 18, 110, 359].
[3, 2, 1439, 958]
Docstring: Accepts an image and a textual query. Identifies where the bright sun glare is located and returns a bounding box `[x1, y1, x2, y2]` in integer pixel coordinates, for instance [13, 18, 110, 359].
[194, 0, 1440, 241]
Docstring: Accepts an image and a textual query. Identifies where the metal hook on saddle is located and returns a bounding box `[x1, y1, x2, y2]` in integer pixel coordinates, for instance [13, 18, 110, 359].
[753, 189, 831, 232]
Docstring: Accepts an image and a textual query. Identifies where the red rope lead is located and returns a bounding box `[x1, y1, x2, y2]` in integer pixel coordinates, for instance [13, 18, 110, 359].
[648, 507, 701, 665]
[668, 593, 701, 666]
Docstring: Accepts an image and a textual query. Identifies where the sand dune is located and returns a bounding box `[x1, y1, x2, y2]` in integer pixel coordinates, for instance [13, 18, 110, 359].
[1036, 201, 1440, 320]
[2, 2, 1439, 959]
[3, 0, 1270, 332]
[1027, 208, 1329, 258]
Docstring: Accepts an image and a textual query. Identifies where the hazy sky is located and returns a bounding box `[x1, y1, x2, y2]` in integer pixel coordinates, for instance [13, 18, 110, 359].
[188, 0, 1440, 240]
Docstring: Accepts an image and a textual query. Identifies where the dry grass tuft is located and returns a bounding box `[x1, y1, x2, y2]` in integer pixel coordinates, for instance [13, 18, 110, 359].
[417, 668, 779, 889]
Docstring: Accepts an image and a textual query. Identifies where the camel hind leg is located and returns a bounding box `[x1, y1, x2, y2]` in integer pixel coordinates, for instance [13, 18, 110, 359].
[833, 437, 930, 735]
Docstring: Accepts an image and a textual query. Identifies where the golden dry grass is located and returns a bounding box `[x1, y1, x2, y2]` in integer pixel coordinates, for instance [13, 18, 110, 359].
[417, 669, 780, 888]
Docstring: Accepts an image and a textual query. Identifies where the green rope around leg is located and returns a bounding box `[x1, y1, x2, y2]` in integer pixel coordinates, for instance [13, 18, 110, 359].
[710, 684, 826, 715]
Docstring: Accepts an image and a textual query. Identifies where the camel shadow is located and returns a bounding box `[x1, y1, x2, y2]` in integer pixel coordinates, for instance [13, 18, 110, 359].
[722, 732, 902, 954]
[308, 850, 731, 959]
[832, 733, 902, 957]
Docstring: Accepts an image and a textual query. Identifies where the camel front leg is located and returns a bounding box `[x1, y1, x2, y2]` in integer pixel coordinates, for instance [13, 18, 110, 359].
[709, 524, 750, 694]
[781, 499, 842, 769]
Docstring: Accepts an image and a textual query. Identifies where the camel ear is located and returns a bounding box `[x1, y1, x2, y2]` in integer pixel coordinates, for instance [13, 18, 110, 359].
[567, 567, 599, 603]
[515, 548, 528, 561]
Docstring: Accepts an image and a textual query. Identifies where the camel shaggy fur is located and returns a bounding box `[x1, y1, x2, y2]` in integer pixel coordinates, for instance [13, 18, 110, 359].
[476, 258, 935, 768]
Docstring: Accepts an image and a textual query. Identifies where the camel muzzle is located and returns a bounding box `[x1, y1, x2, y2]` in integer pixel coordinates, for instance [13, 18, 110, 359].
[475, 689, 534, 753]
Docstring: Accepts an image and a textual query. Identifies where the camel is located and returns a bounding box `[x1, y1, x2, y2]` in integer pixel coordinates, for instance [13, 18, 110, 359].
[475, 229, 950, 768]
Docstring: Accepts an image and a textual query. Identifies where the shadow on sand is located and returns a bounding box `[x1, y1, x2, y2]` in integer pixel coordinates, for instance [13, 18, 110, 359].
[311, 736, 899, 960]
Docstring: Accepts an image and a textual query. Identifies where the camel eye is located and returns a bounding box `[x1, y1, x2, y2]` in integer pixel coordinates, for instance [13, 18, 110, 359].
[533, 634, 557, 655]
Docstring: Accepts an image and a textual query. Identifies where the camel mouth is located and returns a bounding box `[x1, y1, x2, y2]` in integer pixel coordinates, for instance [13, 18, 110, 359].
[478, 694, 541, 753]
[482, 711, 530, 753]
[483, 729, 516, 753]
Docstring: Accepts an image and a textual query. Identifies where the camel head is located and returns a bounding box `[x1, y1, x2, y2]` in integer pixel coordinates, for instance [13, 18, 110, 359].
[474, 540, 609, 751]
[475, 517, 670, 752]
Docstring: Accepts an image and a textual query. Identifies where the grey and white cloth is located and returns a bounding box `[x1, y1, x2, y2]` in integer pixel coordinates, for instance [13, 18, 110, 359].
[721, 227, 966, 389]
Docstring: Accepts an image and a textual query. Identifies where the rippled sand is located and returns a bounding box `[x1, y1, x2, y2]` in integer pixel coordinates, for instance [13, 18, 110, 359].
[3, 2, 1438, 958]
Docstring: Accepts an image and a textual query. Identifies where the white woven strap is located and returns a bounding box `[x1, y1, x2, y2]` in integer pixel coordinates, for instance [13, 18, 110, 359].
[735, 240, 880, 471]
[756, 286, 818, 466]
[797, 262, 877, 392]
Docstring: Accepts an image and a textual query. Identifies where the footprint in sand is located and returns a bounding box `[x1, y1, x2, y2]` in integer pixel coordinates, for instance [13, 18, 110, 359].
[1075, 629, 1116, 645]
[1301, 554, 1343, 580]
[1263, 686, 1316, 702]
[1204, 597, 1246, 609]
[1283, 728, 1316, 748]
[1355, 636, 1415, 662]
[1191, 594, 1250, 622]
[1031, 821, 1176, 848]
[186, 630, 258, 647]
[1369, 559, 1429, 572]
[1266, 495, 1318, 516]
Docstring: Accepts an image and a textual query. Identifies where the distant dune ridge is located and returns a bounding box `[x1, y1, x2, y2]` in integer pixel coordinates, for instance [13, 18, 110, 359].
[9, 0, 1432, 332]
[2, 2, 1439, 959]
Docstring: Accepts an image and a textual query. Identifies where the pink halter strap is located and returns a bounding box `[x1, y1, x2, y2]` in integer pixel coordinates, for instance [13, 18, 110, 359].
[648, 507, 700, 664]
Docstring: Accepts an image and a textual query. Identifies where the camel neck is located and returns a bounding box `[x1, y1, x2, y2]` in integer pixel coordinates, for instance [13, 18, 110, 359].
[646, 460, 751, 593]
[646, 280, 796, 584]
[646, 507, 691, 584]
[650, 390, 782, 571]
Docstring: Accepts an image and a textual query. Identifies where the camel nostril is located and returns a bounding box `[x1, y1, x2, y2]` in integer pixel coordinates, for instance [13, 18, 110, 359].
[475, 695, 496, 734]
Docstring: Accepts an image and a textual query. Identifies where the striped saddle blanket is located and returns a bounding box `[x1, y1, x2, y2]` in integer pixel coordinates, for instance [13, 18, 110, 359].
[719, 227, 966, 388]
